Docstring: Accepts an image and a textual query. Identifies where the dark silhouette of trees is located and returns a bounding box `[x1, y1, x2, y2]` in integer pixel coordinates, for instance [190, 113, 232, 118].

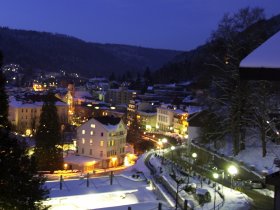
[0, 53, 48, 209]
[34, 92, 63, 171]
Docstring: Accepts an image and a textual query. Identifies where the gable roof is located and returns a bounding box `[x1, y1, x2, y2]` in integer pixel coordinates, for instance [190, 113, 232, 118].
[239, 31, 280, 80]
[94, 116, 121, 126]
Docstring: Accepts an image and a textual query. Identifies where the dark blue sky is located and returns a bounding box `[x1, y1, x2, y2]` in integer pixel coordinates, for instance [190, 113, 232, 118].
[0, 0, 279, 51]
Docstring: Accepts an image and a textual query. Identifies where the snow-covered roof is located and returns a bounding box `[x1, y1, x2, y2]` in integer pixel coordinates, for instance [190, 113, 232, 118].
[9, 96, 67, 108]
[240, 31, 280, 69]
[87, 116, 123, 132]
[74, 91, 92, 99]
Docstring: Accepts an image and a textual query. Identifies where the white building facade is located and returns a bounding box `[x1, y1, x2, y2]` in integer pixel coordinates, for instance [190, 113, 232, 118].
[76, 116, 127, 169]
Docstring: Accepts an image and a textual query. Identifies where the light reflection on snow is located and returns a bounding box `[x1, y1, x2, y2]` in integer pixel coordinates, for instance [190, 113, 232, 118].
[44, 189, 139, 210]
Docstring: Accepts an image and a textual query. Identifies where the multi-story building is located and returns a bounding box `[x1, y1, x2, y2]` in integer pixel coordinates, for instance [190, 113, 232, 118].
[105, 87, 137, 106]
[136, 110, 157, 131]
[156, 106, 175, 132]
[156, 105, 188, 136]
[8, 97, 68, 135]
[76, 116, 127, 170]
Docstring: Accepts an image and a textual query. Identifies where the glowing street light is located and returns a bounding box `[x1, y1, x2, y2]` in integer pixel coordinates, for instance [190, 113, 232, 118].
[228, 165, 238, 189]
[162, 138, 168, 143]
[192, 152, 197, 159]
[64, 163, 68, 170]
[171, 146, 175, 161]
[213, 172, 219, 210]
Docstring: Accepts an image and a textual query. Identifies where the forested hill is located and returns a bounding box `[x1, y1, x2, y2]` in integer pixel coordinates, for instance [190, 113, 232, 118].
[0, 27, 180, 77]
[153, 13, 280, 86]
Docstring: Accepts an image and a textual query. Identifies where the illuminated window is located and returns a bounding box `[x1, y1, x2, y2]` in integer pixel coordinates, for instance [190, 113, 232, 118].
[90, 131, 94, 135]
[82, 138, 85, 144]
[112, 140, 114, 146]
[90, 139, 93, 145]
[100, 140, 104, 147]
[82, 130, 85, 134]
[91, 124, 95, 128]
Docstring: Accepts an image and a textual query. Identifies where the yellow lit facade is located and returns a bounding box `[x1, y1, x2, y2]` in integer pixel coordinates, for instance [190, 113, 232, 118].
[8, 99, 68, 135]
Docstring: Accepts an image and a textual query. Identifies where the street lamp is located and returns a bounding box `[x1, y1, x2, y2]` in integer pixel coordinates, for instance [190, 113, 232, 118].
[213, 172, 219, 210]
[171, 146, 175, 161]
[227, 165, 238, 189]
[161, 138, 168, 163]
[192, 152, 197, 165]
[192, 152, 197, 159]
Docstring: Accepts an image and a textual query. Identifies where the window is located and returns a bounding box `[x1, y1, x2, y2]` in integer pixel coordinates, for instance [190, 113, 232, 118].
[82, 130, 85, 134]
[90, 139, 93, 145]
[90, 131, 94, 135]
[101, 132, 103, 136]
[82, 138, 85, 144]
[100, 151, 103, 157]
[112, 140, 114, 146]
[90, 124, 95, 128]
[100, 140, 104, 147]
[81, 148, 84, 154]
[89, 149, 92, 155]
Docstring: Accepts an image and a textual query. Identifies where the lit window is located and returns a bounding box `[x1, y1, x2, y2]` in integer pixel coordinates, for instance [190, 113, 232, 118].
[100, 140, 104, 147]
[90, 139, 93, 145]
[91, 124, 95, 128]
[82, 138, 85, 144]
[90, 131, 94, 135]
[82, 130, 85, 134]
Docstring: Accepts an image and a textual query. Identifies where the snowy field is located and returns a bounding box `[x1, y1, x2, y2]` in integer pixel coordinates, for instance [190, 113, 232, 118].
[43, 152, 252, 210]
[43, 154, 171, 210]
[216, 134, 280, 174]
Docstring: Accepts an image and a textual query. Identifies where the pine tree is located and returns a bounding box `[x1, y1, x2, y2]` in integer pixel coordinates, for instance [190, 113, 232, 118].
[0, 56, 48, 209]
[0, 70, 9, 129]
[34, 92, 63, 171]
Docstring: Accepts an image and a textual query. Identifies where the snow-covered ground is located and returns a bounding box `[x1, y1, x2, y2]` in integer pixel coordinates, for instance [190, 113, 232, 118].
[216, 135, 280, 174]
[43, 154, 171, 210]
[44, 144, 277, 210]
[149, 154, 251, 210]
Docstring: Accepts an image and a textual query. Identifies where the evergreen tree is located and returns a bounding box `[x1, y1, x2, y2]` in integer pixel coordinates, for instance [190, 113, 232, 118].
[34, 92, 63, 171]
[0, 130, 49, 209]
[0, 53, 48, 209]
[0, 69, 9, 129]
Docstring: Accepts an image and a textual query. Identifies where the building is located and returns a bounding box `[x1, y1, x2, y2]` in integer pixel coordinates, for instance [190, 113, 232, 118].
[8, 96, 68, 135]
[137, 110, 157, 131]
[76, 116, 127, 170]
[156, 105, 188, 136]
[105, 87, 137, 106]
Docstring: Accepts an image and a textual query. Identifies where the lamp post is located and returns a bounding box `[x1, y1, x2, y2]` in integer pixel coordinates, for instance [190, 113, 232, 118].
[213, 172, 219, 210]
[171, 146, 175, 161]
[227, 165, 238, 189]
[161, 138, 168, 163]
[191, 152, 197, 170]
[192, 152, 197, 162]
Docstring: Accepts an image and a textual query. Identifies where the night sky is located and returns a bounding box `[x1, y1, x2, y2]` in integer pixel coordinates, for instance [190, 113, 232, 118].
[0, 0, 279, 51]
